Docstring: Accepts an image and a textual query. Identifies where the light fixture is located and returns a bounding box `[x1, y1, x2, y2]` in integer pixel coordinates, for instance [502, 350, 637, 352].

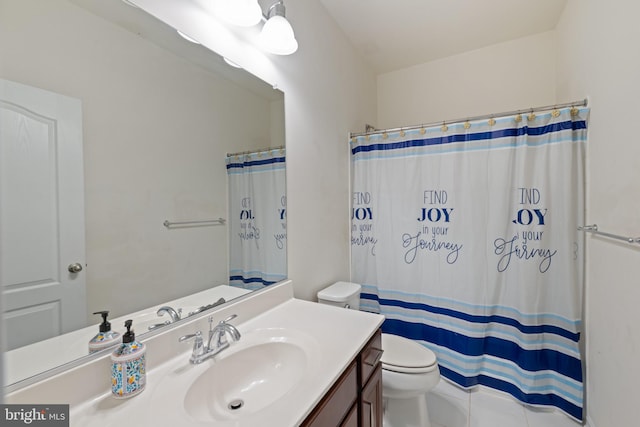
[259, 1, 298, 55]
[216, 0, 263, 27]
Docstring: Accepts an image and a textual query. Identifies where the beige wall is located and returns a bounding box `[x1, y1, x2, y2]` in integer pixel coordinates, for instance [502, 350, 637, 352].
[556, 1, 640, 426]
[377, 31, 557, 127]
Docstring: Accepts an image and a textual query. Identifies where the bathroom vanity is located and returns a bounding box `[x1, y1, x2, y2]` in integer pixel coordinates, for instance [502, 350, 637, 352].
[302, 330, 383, 426]
[5, 280, 384, 427]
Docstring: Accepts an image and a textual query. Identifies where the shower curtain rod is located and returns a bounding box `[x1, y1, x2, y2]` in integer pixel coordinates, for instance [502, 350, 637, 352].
[349, 98, 588, 138]
[226, 145, 284, 158]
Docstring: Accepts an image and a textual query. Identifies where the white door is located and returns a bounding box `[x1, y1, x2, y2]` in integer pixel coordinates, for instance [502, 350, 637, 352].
[0, 79, 86, 350]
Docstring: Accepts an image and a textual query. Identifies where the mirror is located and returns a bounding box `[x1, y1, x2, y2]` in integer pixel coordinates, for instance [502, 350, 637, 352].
[0, 0, 285, 387]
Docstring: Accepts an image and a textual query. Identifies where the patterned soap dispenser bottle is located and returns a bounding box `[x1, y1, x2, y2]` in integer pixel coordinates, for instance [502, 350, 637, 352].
[88, 311, 120, 354]
[111, 319, 146, 399]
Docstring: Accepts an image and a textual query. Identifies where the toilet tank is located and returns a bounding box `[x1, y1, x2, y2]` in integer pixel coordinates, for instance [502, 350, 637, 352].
[317, 282, 361, 310]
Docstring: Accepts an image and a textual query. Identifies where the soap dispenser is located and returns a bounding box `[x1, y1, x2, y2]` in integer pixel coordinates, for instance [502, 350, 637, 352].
[88, 311, 121, 353]
[111, 319, 146, 399]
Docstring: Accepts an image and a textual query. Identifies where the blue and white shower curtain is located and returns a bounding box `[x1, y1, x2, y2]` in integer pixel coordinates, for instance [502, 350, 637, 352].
[226, 148, 287, 290]
[351, 107, 588, 420]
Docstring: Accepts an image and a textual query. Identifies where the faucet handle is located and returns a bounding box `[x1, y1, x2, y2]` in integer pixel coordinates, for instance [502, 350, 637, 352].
[178, 331, 201, 342]
[208, 314, 238, 329]
[221, 314, 237, 324]
[179, 331, 206, 363]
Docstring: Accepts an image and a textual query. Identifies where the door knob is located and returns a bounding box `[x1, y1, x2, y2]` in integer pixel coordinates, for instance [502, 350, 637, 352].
[68, 263, 83, 273]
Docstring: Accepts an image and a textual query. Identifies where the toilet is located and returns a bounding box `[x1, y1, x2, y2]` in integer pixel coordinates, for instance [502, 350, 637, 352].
[317, 282, 441, 427]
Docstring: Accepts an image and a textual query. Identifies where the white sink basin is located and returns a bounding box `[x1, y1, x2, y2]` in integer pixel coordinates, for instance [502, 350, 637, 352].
[184, 340, 307, 421]
[150, 327, 322, 427]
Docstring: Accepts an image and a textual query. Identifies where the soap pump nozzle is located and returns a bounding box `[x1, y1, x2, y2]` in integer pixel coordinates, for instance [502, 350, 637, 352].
[122, 319, 135, 343]
[93, 310, 112, 332]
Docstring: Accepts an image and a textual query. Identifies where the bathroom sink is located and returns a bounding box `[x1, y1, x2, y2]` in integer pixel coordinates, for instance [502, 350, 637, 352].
[149, 326, 322, 427]
[64, 290, 385, 427]
[184, 340, 308, 421]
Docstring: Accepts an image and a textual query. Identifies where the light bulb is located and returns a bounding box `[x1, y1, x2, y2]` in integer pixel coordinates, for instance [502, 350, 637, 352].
[259, 13, 298, 55]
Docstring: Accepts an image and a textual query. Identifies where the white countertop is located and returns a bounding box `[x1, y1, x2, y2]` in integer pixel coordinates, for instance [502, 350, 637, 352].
[7, 281, 384, 427]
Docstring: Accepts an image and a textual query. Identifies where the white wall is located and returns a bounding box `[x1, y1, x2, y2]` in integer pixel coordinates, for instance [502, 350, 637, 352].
[0, 0, 276, 320]
[556, 2, 640, 426]
[377, 31, 557, 127]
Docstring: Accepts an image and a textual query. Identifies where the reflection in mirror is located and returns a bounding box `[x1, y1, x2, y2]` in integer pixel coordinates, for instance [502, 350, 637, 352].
[226, 147, 287, 290]
[0, 0, 285, 388]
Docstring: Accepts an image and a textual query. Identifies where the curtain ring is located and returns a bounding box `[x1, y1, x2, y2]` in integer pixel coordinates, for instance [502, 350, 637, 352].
[419, 126, 426, 135]
[488, 118, 496, 126]
[464, 121, 471, 130]
[441, 122, 448, 132]
[514, 114, 522, 123]
[400, 129, 406, 137]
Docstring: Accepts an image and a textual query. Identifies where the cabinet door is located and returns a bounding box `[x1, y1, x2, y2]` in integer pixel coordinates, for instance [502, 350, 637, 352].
[360, 330, 383, 387]
[301, 361, 358, 427]
[361, 364, 383, 427]
[341, 403, 358, 427]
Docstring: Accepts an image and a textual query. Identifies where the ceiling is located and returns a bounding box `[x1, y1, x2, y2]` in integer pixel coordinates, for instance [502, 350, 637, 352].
[319, 0, 568, 74]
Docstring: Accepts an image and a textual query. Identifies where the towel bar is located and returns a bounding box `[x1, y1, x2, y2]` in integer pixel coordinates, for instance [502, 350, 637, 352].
[577, 224, 640, 244]
[163, 218, 226, 228]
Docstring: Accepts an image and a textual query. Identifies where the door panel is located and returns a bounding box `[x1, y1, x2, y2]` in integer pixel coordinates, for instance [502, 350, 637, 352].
[1, 79, 86, 350]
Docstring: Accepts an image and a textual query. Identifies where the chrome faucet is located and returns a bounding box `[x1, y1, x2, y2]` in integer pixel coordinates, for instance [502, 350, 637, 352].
[157, 306, 182, 322]
[178, 314, 241, 364]
[207, 314, 241, 352]
[148, 306, 183, 330]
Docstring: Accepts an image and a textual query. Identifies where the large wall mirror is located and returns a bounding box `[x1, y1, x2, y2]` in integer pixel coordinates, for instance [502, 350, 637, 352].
[1, 0, 286, 388]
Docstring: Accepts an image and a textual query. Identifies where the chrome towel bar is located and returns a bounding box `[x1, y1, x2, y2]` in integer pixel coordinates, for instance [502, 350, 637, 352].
[577, 224, 640, 244]
[163, 218, 226, 228]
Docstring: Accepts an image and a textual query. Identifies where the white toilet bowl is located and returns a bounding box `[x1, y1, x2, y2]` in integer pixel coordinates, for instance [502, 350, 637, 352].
[381, 333, 440, 427]
[317, 282, 441, 427]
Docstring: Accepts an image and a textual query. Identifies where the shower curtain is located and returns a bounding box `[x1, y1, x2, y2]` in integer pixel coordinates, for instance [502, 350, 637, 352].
[226, 148, 287, 290]
[351, 107, 588, 420]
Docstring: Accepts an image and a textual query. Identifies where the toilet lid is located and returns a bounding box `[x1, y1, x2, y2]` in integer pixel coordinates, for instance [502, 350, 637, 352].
[381, 333, 437, 373]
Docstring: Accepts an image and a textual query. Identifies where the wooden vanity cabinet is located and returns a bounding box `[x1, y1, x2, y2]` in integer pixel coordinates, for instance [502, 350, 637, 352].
[301, 329, 383, 427]
[359, 330, 383, 427]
